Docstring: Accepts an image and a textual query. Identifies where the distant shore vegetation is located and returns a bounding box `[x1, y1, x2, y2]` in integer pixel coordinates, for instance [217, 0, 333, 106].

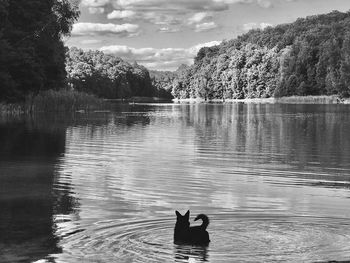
[171, 10, 350, 100]
[66, 47, 172, 101]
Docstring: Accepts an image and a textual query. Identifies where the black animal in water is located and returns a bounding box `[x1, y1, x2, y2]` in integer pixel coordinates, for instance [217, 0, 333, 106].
[174, 210, 210, 245]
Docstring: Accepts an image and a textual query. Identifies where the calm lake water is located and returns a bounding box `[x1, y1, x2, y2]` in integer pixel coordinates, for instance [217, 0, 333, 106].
[1, 103, 350, 263]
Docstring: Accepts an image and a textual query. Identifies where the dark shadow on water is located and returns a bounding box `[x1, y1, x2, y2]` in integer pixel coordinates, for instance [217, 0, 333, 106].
[0, 109, 153, 262]
[174, 244, 209, 262]
[0, 116, 79, 263]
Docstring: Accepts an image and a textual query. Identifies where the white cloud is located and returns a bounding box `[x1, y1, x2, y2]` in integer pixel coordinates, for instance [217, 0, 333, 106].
[242, 22, 272, 31]
[80, 39, 103, 44]
[141, 12, 181, 26]
[107, 10, 136, 19]
[257, 0, 272, 8]
[88, 7, 105, 14]
[189, 41, 222, 54]
[100, 40, 221, 71]
[78, 0, 276, 34]
[195, 22, 218, 32]
[158, 27, 180, 33]
[213, 0, 273, 8]
[81, 0, 109, 7]
[106, 10, 181, 26]
[111, 0, 229, 11]
[188, 12, 212, 25]
[71, 22, 140, 36]
[81, 0, 275, 11]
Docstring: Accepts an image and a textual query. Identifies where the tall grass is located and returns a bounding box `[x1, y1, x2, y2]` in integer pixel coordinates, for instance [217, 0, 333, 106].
[0, 102, 24, 115]
[28, 89, 103, 112]
[275, 95, 342, 104]
[1, 89, 104, 115]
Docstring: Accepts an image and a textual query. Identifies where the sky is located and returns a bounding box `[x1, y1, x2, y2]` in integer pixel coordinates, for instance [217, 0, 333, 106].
[65, 0, 350, 71]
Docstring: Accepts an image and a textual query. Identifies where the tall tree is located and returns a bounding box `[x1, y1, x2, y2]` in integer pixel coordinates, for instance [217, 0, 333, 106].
[340, 31, 350, 97]
[0, 0, 79, 102]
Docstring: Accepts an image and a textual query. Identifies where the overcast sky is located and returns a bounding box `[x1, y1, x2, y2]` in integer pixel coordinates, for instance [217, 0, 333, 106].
[65, 0, 350, 71]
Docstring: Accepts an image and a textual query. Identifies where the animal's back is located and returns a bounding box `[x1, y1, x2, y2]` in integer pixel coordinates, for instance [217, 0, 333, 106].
[189, 226, 210, 244]
[174, 211, 210, 245]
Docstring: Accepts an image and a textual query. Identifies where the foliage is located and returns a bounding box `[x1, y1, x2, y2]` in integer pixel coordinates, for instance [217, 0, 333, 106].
[0, 0, 79, 102]
[172, 10, 350, 99]
[149, 70, 176, 99]
[66, 47, 171, 99]
[30, 89, 103, 112]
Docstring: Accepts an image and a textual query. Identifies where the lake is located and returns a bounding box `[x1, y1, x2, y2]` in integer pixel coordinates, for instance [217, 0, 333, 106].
[1, 103, 350, 263]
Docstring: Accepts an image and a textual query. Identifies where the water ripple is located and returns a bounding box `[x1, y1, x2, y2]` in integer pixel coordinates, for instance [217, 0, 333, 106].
[50, 213, 350, 263]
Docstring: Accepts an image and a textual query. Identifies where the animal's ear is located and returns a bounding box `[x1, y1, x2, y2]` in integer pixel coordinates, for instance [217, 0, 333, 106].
[185, 210, 190, 219]
[175, 211, 181, 217]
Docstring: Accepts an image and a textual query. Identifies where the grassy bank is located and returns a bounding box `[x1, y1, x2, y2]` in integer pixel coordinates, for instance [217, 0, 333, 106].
[105, 96, 173, 103]
[0, 103, 24, 115]
[1, 89, 104, 115]
[173, 95, 347, 104]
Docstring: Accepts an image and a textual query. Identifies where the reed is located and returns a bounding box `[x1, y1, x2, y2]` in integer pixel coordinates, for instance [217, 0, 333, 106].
[28, 89, 103, 112]
[275, 95, 342, 104]
[1, 90, 104, 115]
[173, 95, 345, 104]
[0, 102, 24, 115]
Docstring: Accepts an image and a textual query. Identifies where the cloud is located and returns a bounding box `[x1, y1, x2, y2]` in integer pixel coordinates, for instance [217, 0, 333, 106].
[71, 22, 140, 36]
[99, 40, 221, 70]
[88, 7, 105, 14]
[242, 22, 272, 31]
[257, 0, 272, 8]
[81, 0, 276, 11]
[195, 22, 218, 32]
[79, 0, 275, 33]
[213, 0, 273, 8]
[189, 41, 222, 53]
[141, 12, 182, 26]
[81, 0, 109, 7]
[158, 26, 180, 33]
[111, 0, 229, 12]
[80, 39, 103, 44]
[107, 10, 136, 19]
[187, 12, 212, 25]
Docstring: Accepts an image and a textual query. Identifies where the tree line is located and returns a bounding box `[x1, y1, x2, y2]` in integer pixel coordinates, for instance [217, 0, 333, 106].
[66, 47, 157, 99]
[0, 0, 79, 102]
[0, 1, 172, 103]
[2, 3, 349, 104]
[171, 10, 350, 100]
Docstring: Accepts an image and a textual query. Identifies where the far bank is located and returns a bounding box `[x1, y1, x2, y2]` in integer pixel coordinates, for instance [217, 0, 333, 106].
[173, 95, 350, 104]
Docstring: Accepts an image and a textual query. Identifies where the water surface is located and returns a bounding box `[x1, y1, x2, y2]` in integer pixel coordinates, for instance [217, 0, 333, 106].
[1, 103, 350, 262]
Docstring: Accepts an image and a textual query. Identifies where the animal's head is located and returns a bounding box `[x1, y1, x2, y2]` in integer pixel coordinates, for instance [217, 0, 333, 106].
[175, 210, 190, 228]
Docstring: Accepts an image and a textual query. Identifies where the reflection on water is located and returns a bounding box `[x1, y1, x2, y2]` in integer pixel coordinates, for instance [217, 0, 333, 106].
[174, 244, 208, 262]
[0, 117, 67, 262]
[1, 104, 350, 262]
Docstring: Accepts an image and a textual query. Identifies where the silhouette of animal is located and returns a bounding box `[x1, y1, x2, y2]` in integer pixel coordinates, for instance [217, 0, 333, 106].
[174, 210, 210, 245]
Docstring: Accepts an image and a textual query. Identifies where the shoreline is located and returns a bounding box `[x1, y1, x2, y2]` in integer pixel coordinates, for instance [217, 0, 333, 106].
[104, 96, 172, 103]
[173, 95, 350, 104]
[2, 95, 350, 115]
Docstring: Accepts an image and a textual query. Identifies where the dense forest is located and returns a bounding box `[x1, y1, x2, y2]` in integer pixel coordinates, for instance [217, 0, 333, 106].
[66, 47, 158, 99]
[0, 0, 79, 102]
[172, 10, 350, 100]
[149, 70, 180, 99]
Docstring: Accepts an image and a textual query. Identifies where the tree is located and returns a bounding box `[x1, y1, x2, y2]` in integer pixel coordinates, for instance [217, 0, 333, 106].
[339, 32, 350, 97]
[0, 0, 79, 102]
[66, 47, 165, 99]
[170, 10, 350, 100]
